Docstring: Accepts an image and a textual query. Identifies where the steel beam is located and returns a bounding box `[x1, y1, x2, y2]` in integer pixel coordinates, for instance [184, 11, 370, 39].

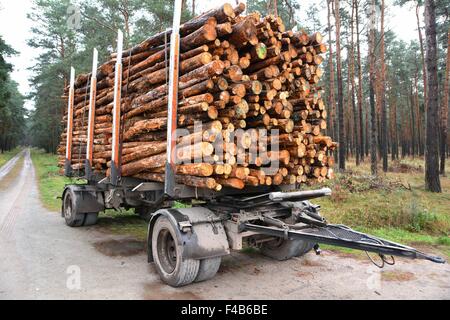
[164, 0, 183, 197]
[111, 30, 124, 185]
[85, 48, 99, 180]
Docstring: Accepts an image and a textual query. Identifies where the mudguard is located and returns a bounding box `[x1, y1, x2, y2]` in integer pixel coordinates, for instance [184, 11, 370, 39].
[61, 185, 105, 217]
[147, 207, 230, 262]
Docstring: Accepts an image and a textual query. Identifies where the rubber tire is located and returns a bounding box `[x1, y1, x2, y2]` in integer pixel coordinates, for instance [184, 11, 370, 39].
[63, 190, 86, 227]
[152, 216, 200, 287]
[195, 257, 222, 283]
[83, 213, 99, 226]
[260, 238, 313, 261]
[135, 207, 153, 222]
[295, 241, 315, 257]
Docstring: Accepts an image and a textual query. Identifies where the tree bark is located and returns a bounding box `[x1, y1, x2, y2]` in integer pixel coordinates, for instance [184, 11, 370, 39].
[414, 62, 423, 156]
[440, 29, 449, 176]
[409, 84, 417, 157]
[416, 3, 428, 128]
[369, 0, 377, 175]
[355, 0, 364, 162]
[424, 0, 442, 192]
[350, 0, 360, 166]
[327, 0, 337, 142]
[334, 0, 345, 171]
[380, 0, 388, 172]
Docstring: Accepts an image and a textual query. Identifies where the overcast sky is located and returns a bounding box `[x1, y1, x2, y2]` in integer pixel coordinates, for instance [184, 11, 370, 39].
[0, 0, 421, 111]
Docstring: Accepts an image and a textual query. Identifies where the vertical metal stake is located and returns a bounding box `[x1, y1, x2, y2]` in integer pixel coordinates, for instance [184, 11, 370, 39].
[85, 49, 99, 180]
[111, 30, 123, 185]
[164, 0, 182, 197]
[65, 67, 76, 177]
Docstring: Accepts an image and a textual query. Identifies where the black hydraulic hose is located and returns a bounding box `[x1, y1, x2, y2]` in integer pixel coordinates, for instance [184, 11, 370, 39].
[365, 251, 385, 269]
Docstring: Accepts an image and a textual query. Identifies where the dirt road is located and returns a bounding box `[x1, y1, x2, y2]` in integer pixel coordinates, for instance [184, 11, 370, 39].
[0, 150, 449, 300]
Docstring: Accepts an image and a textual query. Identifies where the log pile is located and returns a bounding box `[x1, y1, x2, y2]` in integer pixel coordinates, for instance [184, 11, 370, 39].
[57, 3, 337, 191]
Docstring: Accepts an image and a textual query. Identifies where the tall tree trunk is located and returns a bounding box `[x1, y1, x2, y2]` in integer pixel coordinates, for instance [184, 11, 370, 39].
[283, 0, 296, 29]
[409, 84, 417, 157]
[119, 0, 131, 46]
[380, 0, 388, 172]
[334, 0, 345, 171]
[346, 59, 353, 159]
[192, 0, 195, 16]
[424, 0, 442, 192]
[369, 0, 377, 175]
[327, 0, 337, 141]
[355, 0, 364, 163]
[365, 101, 369, 157]
[416, 3, 428, 126]
[390, 84, 398, 161]
[350, 0, 359, 165]
[440, 29, 449, 175]
[414, 64, 422, 156]
[267, 0, 279, 16]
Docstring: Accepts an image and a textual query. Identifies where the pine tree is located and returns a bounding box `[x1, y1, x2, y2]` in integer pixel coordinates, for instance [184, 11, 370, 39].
[424, 0, 442, 192]
[355, 0, 364, 162]
[327, 0, 337, 142]
[369, 0, 378, 175]
[334, 0, 346, 171]
[440, 29, 449, 176]
[380, 0, 388, 172]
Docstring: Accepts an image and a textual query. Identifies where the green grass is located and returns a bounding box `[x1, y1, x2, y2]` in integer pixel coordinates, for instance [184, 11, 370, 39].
[30, 149, 147, 238]
[31, 149, 79, 211]
[97, 209, 147, 241]
[315, 157, 450, 258]
[0, 147, 22, 168]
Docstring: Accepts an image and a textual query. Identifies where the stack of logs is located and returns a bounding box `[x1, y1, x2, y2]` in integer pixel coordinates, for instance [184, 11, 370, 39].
[57, 2, 337, 191]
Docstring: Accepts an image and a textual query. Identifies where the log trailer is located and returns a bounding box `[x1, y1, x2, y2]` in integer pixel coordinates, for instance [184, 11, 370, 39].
[61, 1, 444, 287]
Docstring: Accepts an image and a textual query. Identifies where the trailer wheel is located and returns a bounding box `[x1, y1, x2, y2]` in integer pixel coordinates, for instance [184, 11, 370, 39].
[135, 206, 153, 222]
[63, 190, 85, 227]
[195, 257, 222, 283]
[152, 216, 200, 287]
[295, 241, 315, 257]
[260, 238, 312, 261]
[83, 213, 99, 226]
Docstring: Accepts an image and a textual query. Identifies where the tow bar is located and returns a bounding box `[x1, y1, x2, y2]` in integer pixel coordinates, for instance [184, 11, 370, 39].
[221, 188, 446, 267]
[243, 223, 446, 266]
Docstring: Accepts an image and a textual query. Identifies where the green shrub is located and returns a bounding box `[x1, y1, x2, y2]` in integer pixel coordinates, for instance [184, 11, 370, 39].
[406, 200, 438, 233]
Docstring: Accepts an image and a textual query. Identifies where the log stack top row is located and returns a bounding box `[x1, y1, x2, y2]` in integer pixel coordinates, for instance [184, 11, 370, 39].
[57, 2, 337, 191]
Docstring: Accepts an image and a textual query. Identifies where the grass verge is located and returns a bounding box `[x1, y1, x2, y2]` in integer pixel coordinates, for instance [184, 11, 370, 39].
[30, 149, 146, 238]
[31, 149, 75, 211]
[0, 147, 22, 168]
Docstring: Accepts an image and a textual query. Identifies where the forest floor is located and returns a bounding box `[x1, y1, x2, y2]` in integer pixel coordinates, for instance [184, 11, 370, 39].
[316, 158, 450, 259]
[30, 149, 450, 259]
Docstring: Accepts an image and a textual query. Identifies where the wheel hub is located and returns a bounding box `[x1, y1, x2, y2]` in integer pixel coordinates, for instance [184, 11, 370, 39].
[157, 229, 177, 274]
[64, 196, 72, 219]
